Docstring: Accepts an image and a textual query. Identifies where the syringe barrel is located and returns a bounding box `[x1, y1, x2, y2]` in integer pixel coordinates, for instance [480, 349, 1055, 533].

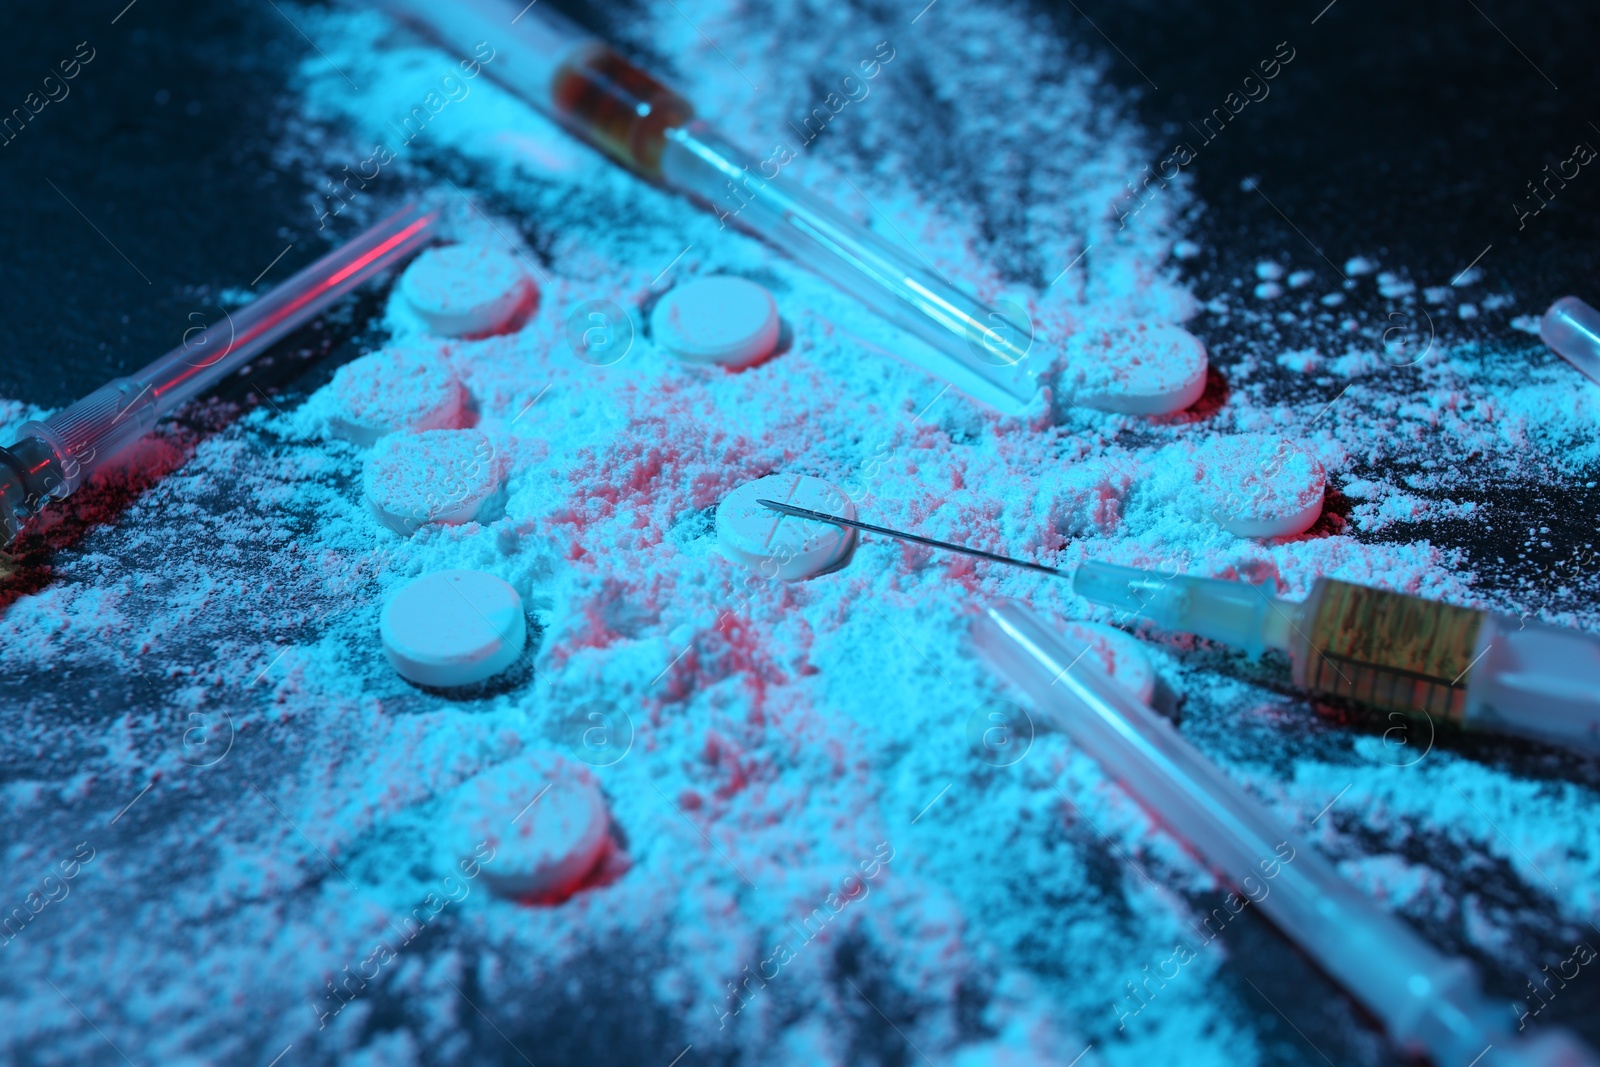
[1540, 295, 1600, 386]
[1289, 576, 1484, 722]
[0, 203, 435, 542]
[1292, 578, 1600, 751]
[971, 601, 1575, 1065]
[377, 0, 1040, 411]
[133, 202, 436, 425]
[660, 124, 1038, 409]
[377, 0, 607, 140]
[377, 0, 698, 176]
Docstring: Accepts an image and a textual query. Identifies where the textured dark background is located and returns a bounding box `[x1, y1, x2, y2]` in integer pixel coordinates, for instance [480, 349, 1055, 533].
[0, 1, 1597, 1064]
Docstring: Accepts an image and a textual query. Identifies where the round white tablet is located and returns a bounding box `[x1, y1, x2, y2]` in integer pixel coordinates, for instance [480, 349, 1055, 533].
[326, 344, 465, 446]
[651, 275, 780, 368]
[1194, 434, 1326, 538]
[400, 243, 535, 338]
[437, 751, 610, 901]
[717, 474, 856, 580]
[380, 569, 526, 688]
[363, 429, 502, 536]
[1061, 323, 1209, 415]
[1053, 618, 1156, 705]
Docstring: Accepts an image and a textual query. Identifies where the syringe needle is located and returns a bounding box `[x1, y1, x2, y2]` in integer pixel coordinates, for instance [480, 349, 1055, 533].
[756, 498, 1066, 578]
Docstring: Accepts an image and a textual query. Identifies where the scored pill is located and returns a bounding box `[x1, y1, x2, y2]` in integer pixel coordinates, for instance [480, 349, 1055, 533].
[716, 474, 856, 580]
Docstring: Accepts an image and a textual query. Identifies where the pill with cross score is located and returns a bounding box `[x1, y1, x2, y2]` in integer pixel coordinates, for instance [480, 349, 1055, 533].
[716, 474, 856, 580]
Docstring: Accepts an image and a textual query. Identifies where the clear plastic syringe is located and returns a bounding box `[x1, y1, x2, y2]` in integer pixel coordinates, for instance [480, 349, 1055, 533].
[974, 600, 1599, 1067]
[1541, 295, 1600, 386]
[1074, 561, 1600, 753]
[0, 203, 437, 546]
[377, 0, 1039, 413]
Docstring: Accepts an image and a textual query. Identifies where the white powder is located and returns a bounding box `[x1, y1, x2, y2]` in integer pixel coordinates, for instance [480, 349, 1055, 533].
[1, 1, 1597, 1065]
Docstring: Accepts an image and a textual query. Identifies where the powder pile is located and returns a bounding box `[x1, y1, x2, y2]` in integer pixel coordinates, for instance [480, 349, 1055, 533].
[0, 0, 1596, 1065]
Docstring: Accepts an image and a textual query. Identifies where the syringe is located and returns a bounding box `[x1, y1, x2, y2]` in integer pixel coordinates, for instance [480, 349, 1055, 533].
[1541, 295, 1600, 386]
[376, 0, 1039, 413]
[0, 203, 438, 547]
[757, 498, 1600, 752]
[974, 600, 1599, 1067]
[1074, 561, 1600, 753]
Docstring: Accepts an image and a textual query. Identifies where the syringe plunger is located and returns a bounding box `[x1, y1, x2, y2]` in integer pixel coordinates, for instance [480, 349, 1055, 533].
[974, 600, 1600, 1067]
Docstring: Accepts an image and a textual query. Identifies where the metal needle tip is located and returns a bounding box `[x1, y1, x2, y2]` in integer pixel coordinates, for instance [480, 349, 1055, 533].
[756, 499, 1066, 578]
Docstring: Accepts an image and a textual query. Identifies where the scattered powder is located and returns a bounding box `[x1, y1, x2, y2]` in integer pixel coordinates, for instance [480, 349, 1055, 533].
[1276, 346, 1322, 374]
[0, 1, 1597, 1066]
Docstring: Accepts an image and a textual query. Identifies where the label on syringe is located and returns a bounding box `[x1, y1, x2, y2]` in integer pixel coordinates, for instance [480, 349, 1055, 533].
[1299, 580, 1485, 722]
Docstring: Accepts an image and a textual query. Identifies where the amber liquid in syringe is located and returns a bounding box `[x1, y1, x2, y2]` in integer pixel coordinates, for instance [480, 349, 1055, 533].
[551, 44, 694, 177]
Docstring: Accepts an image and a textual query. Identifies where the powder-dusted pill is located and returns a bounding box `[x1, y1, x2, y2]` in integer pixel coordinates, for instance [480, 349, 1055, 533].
[400, 243, 536, 337]
[326, 343, 466, 446]
[437, 751, 611, 902]
[363, 429, 503, 536]
[1195, 434, 1326, 539]
[1054, 619, 1157, 705]
[1061, 323, 1208, 416]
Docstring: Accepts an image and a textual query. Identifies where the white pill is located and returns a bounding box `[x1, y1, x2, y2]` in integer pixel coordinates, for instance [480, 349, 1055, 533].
[364, 429, 502, 536]
[400, 243, 535, 338]
[651, 275, 780, 368]
[326, 344, 465, 446]
[437, 751, 610, 902]
[1061, 324, 1209, 415]
[380, 569, 526, 688]
[1194, 434, 1326, 539]
[717, 474, 855, 581]
[1053, 619, 1156, 705]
